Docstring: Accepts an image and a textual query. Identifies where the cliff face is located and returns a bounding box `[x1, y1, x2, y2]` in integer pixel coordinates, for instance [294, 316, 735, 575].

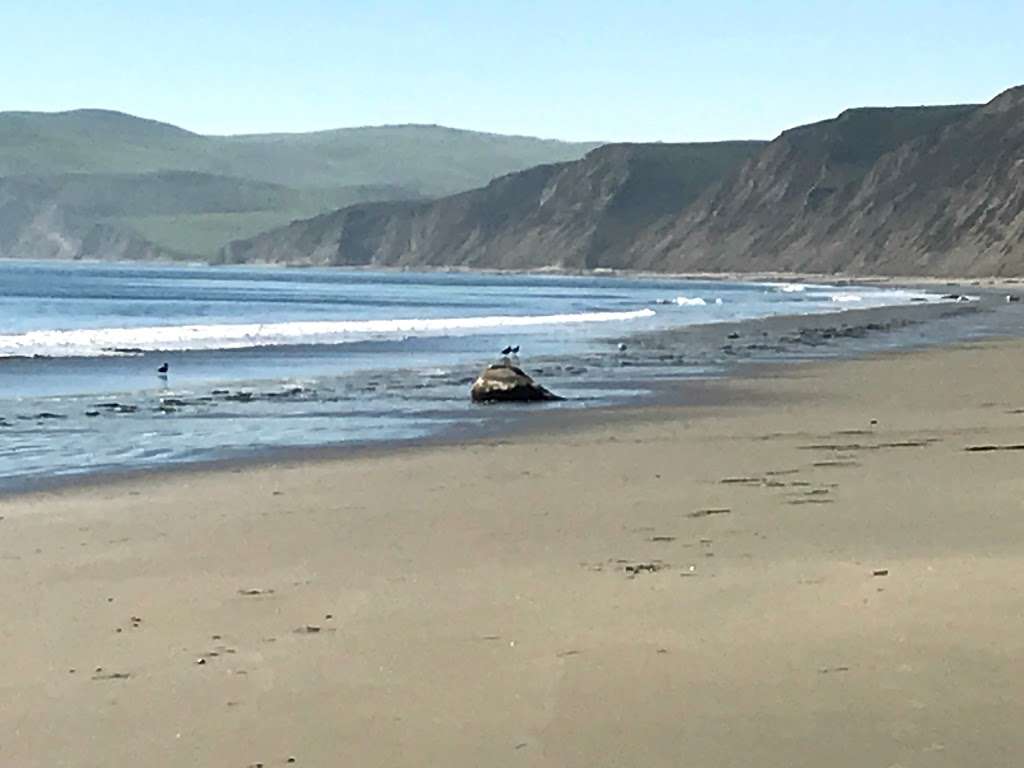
[635, 88, 1024, 276]
[220, 142, 765, 269]
[225, 86, 1024, 277]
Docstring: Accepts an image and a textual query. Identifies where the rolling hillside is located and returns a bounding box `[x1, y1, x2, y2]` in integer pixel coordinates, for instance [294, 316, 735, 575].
[0, 110, 599, 259]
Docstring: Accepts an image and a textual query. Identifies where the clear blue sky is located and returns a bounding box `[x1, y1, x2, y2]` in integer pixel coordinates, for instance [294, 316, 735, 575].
[3, 0, 1020, 141]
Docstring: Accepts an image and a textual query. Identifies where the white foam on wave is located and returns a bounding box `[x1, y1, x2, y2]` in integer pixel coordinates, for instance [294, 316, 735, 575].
[830, 293, 864, 303]
[0, 308, 657, 358]
[675, 296, 707, 306]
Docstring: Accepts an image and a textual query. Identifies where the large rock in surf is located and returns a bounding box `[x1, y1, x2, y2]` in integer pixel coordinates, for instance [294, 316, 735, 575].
[470, 362, 562, 403]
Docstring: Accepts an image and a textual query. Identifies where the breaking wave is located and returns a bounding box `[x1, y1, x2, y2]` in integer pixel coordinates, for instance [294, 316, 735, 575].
[675, 296, 707, 306]
[0, 309, 657, 359]
[654, 296, 724, 307]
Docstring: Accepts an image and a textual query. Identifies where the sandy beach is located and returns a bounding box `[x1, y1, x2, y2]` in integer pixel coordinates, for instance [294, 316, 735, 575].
[3, 338, 1024, 767]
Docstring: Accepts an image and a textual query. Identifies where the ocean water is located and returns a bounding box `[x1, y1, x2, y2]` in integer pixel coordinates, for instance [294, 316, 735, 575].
[0, 260, 945, 488]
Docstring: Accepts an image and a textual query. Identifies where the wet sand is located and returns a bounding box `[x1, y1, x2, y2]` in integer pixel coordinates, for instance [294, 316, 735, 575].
[3, 339, 1024, 767]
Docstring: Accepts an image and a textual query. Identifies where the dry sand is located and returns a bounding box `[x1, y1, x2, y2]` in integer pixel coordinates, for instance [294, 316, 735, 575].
[2, 339, 1024, 767]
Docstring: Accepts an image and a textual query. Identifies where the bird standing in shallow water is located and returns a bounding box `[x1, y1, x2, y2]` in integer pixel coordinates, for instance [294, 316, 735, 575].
[157, 362, 169, 375]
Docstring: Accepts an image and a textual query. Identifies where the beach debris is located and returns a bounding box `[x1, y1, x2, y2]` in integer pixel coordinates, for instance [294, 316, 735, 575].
[159, 397, 192, 408]
[556, 649, 581, 658]
[872, 569, 889, 577]
[92, 670, 131, 680]
[649, 535, 676, 542]
[687, 507, 732, 518]
[720, 476, 763, 485]
[965, 444, 1024, 452]
[800, 442, 866, 451]
[617, 342, 628, 351]
[817, 665, 850, 674]
[624, 561, 665, 577]
[237, 588, 275, 596]
[470, 360, 562, 403]
[195, 658, 207, 665]
[680, 565, 698, 576]
[93, 402, 139, 414]
[801, 439, 935, 451]
[294, 624, 322, 634]
[287, 758, 297, 764]
[727, 332, 740, 339]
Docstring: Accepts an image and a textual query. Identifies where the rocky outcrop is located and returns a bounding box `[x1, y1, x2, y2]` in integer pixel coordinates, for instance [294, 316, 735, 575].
[470, 362, 562, 403]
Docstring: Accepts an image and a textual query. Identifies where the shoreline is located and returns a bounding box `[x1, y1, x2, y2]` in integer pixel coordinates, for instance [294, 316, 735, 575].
[15, 253, 1024, 286]
[3, 337, 1024, 765]
[3, 289, 1019, 499]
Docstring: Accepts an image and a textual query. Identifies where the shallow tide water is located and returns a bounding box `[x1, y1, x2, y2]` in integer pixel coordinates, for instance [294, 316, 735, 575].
[0, 260, 990, 489]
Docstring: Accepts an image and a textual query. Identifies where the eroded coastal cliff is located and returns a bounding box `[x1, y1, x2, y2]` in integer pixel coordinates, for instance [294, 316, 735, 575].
[222, 86, 1024, 277]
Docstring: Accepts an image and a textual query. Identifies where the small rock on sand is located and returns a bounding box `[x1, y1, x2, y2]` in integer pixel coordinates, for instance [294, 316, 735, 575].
[470, 361, 562, 403]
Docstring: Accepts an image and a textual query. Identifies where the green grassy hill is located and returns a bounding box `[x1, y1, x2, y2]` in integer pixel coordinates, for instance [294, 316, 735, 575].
[0, 110, 599, 194]
[0, 109, 599, 259]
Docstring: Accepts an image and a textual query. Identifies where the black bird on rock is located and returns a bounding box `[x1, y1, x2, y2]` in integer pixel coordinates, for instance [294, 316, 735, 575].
[501, 346, 513, 356]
